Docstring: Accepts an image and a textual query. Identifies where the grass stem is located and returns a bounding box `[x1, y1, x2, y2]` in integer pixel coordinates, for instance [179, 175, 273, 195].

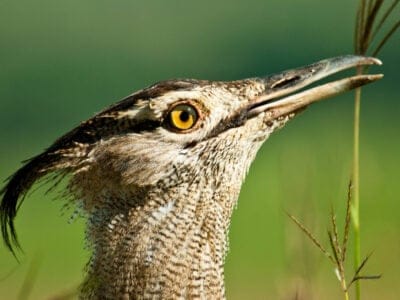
[352, 83, 362, 300]
[352, 0, 400, 297]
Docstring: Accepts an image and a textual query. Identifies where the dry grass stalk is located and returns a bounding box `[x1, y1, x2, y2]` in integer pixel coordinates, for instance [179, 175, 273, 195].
[287, 182, 381, 300]
[342, 181, 353, 263]
[286, 212, 335, 264]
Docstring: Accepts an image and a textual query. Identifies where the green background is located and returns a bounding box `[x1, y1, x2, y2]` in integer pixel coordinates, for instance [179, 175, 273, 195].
[0, 0, 398, 299]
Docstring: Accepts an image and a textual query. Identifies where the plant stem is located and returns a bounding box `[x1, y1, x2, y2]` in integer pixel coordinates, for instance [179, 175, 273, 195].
[341, 274, 350, 300]
[352, 74, 362, 300]
[344, 289, 350, 300]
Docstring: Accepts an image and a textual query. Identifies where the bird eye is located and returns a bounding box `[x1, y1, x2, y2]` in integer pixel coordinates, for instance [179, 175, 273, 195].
[168, 104, 198, 131]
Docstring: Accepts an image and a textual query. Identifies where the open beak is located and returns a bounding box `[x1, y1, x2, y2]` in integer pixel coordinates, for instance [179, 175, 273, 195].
[247, 55, 383, 121]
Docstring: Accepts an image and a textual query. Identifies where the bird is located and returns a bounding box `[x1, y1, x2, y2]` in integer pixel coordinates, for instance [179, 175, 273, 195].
[0, 55, 382, 299]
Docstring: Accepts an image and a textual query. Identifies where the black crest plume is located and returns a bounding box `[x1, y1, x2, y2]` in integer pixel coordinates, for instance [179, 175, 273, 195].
[0, 80, 196, 254]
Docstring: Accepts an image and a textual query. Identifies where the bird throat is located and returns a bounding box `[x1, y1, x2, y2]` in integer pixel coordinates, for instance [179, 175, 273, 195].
[78, 177, 240, 299]
[73, 150, 254, 300]
[66, 113, 284, 299]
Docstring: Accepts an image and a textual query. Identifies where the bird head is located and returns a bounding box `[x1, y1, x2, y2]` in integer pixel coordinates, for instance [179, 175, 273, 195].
[0, 55, 382, 253]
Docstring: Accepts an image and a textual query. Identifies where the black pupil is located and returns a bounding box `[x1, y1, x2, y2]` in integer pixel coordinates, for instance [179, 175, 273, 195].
[179, 110, 190, 122]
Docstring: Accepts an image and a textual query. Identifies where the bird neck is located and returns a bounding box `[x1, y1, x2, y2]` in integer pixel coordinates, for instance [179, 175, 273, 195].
[74, 130, 266, 299]
[80, 174, 242, 299]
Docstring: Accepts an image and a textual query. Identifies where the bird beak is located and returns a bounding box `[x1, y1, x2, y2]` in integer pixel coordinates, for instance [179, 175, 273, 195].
[247, 55, 383, 121]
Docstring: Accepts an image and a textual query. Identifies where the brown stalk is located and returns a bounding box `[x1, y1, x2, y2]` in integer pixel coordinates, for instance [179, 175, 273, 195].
[286, 212, 335, 264]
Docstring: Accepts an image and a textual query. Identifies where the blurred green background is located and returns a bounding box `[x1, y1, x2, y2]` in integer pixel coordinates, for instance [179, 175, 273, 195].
[0, 0, 399, 299]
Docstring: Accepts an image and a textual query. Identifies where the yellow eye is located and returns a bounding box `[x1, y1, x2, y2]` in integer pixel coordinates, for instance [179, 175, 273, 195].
[168, 104, 198, 131]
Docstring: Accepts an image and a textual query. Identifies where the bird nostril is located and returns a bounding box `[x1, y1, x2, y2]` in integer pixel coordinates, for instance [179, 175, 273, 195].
[271, 75, 302, 89]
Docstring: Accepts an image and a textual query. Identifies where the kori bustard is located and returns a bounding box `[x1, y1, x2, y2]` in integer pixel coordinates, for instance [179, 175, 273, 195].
[1, 56, 382, 299]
